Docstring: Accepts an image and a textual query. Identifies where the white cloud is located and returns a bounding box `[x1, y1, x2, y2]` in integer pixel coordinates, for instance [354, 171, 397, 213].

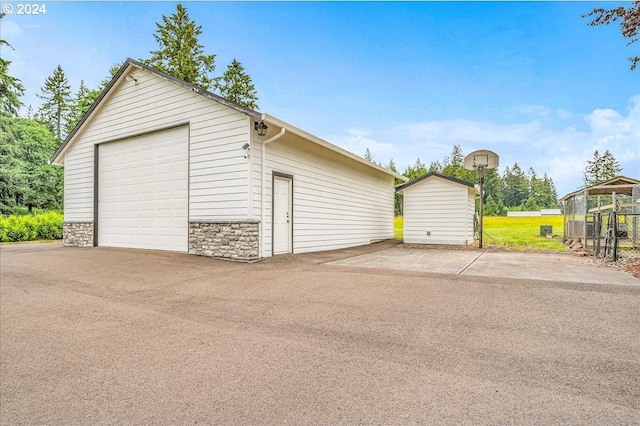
[326, 128, 394, 163]
[1, 20, 23, 40]
[327, 95, 640, 196]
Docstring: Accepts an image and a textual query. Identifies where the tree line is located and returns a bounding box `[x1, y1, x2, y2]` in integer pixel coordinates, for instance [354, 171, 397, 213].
[0, 4, 258, 215]
[370, 145, 623, 216]
[0, 3, 629, 216]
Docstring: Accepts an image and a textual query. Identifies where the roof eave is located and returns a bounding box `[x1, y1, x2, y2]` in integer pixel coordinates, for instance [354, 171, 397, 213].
[262, 114, 407, 182]
[396, 172, 475, 192]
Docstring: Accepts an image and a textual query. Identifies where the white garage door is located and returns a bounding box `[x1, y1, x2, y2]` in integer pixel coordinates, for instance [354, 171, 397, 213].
[98, 126, 188, 252]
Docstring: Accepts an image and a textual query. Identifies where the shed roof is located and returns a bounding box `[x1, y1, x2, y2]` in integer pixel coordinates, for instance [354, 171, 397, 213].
[50, 58, 406, 181]
[559, 175, 640, 201]
[395, 172, 475, 192]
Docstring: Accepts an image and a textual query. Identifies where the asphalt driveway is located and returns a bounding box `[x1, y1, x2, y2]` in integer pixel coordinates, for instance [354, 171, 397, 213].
[1, 242, 639, 425]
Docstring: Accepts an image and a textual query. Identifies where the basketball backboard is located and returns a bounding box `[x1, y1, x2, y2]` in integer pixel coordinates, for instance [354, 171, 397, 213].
[464, 150, 499, 170]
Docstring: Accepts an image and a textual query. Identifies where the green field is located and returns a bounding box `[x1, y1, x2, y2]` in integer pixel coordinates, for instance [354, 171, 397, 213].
[394, 215, 566, 252]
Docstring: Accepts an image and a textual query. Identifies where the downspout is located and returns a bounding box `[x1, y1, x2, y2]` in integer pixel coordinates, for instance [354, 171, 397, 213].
[260, 124, 286, 258]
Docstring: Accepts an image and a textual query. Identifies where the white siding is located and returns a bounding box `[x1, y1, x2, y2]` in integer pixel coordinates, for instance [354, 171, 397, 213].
[466, 188, 476, 243]
[251, 132, 394, 256]
[63, 70, 251, 223]
[402, 177, 475, 245]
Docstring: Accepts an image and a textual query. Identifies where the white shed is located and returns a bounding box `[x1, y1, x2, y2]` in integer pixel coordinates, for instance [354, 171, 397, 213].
[397, 172, 477, 245]
[50, 59, 406, 260]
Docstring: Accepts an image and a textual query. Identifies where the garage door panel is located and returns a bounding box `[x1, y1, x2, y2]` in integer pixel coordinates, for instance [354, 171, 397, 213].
[98, 127, 188, 252]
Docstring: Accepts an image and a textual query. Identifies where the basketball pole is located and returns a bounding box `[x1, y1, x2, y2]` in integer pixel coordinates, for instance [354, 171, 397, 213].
[478, 167, 484, 249]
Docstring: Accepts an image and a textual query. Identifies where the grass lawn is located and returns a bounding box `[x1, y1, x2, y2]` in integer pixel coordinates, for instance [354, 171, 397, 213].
[482, 215, 565, 252]
[394, 215, 566, 252]
[394, 216, 403, 239]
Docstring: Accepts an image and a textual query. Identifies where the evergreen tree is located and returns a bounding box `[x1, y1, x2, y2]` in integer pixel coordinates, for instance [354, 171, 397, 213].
[441, 145, 476, 182]
[387, 158, 397, 173]
[600, 150, 622, 180]
[66, 80, 100, 135]
[503, 163, 529, 207]
[403, 158, 427, 181]
[483, 168, 503, 205]
[37, 65, 72, 142]
[528, 167, 542, 201]
[0, 14, 25, 116]
[214, 58, 258, 109]
[584, 149, 622, 185]
[483, 195, 506, 216]
[428, 160, 443, 173]
[0, 116, 62, 213]
[539, 173, 559, 208]
[387, 158, 403, 215]
[144, 4, 216, 89]
[100, 61, 125, 89]
[584, 150, 602, 185]
[364, 148, 373, 161]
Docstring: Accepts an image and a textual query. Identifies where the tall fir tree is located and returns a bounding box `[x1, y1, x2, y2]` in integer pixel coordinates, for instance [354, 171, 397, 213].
[100, 61, 125, 89]
[214, 59, 259, 109]
[428, 160, 443, 173]
[441, 145, 476, 182]
[502, 163, 530, 207]
[364, 148, 373, 161]
[585, 149, 622, 185]
[144, 4, 216, 89]
[403, 158, 427, 181]
[66, 80, 100, 135]
[0, 13, 25, 116]
[539, 173, 559, 208]
[37, 65, 72, 142]
[600, 150, 622, 180]
[483, 168, 503, 205]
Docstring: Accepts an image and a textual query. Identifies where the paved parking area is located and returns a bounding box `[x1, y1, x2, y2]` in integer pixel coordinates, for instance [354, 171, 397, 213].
[1, 242, 639, 425]
[329, 246, 640, 285]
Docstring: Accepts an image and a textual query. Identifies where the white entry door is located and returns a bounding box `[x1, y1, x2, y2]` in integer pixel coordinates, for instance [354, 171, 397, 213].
[273, 176, 292, 254]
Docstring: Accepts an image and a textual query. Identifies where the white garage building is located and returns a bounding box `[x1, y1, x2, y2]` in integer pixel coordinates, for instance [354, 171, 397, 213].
[397, 172, 477, 245]
[50, 59, 405, 260]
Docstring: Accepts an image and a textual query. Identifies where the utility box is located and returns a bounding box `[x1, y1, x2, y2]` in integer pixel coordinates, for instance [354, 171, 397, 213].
[540, 225, 553, 236]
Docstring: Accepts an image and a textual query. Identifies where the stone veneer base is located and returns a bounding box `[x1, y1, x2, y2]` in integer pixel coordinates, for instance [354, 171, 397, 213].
[63, 222, 94, 247]
[189, 221, 259, 261]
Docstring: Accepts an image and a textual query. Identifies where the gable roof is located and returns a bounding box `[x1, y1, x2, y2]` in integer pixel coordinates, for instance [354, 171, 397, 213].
[395, 171, 475, 192]
[49, 59, 405, 181]
[50, 58, 260, 165]
[559, 175, 640, 201]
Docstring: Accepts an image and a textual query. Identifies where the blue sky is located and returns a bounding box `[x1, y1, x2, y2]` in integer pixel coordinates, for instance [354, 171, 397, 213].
[2, 1, 639, 196]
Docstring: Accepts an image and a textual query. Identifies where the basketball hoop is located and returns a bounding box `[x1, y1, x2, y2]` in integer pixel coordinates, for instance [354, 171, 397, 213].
[464, 150, 499, 249]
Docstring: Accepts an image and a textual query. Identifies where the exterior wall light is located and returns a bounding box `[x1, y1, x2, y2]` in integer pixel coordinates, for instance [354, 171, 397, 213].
[254, 121, 268, 136]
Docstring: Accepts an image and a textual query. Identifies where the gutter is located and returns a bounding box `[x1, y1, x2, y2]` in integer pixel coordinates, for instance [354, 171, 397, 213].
[260, 121, 286, 258]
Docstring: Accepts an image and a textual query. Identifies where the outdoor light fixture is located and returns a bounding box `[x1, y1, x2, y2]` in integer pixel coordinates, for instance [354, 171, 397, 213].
[254, 121, 268, 136]
[125, 75, 138, 83]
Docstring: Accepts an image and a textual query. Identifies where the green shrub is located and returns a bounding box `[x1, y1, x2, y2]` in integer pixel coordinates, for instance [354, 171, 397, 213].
[3, 216, 36, 242]
[0, 217, 7, 242]
[32, 211, 63, 240]
[0, 211, 63, 242]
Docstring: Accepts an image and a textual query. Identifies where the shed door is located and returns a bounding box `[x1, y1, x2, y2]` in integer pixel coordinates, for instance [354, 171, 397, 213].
[273, 176, 292, 254]
[98, 127, 189, 252]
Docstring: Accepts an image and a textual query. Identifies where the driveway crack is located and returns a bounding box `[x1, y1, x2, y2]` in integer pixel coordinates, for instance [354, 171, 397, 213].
[458, 251, 485, 275]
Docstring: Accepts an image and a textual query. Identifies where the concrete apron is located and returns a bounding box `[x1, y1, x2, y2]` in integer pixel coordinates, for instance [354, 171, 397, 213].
[328, 247, 640, 286]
